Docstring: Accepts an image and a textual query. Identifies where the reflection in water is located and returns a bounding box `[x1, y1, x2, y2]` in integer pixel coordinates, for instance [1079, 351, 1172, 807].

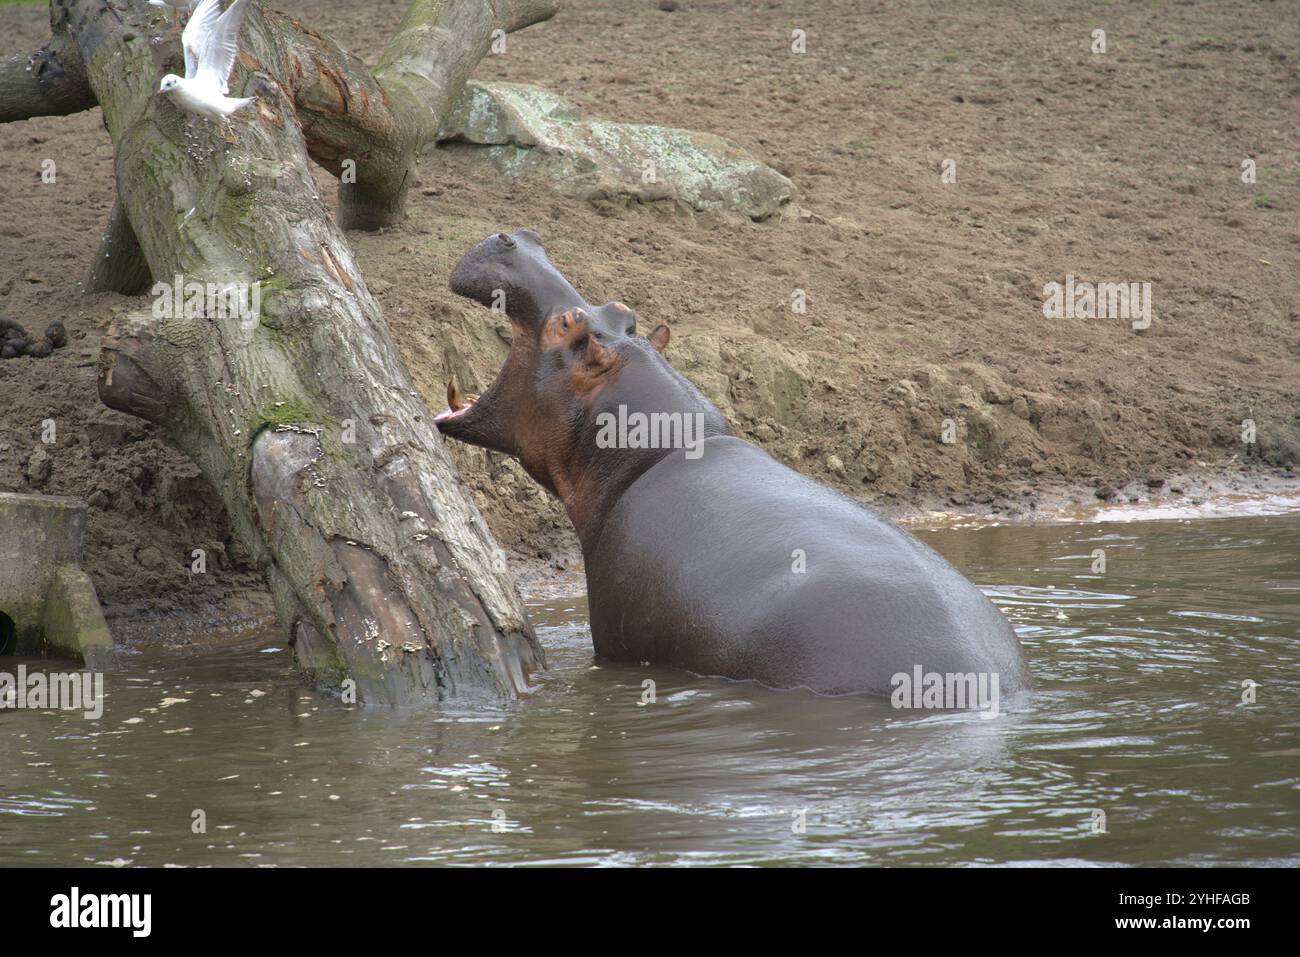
[1, 515, 1298, 866]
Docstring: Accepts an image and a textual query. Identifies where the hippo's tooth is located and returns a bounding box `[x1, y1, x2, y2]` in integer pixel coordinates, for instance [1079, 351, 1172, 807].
[447, 377, 464, 412]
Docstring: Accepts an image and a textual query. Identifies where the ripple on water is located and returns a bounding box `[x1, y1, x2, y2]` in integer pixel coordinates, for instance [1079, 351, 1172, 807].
[0, 794, 93, 818]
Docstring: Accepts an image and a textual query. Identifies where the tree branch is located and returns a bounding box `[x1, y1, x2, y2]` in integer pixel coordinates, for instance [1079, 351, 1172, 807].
[376, 0, 561, 149]
[0, 20, 95, 124]
[272, 10, 401, 177]
[334, 0, 562, 229]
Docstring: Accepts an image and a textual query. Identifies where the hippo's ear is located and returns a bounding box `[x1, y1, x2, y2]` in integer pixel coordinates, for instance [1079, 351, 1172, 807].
[648, 324, 670, 353]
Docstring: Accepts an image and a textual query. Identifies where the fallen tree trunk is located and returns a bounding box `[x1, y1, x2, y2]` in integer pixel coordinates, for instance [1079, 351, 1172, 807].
[2, 0, 562, 706]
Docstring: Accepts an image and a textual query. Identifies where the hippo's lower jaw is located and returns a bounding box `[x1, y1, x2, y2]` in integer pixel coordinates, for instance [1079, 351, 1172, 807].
[433, 404, 471, 424]
[434, 376, 478, 424]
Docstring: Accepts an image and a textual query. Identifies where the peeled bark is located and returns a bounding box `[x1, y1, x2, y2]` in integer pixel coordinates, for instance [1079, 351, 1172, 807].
[276, 0, 562, 229]
[3, 0, 566, 705]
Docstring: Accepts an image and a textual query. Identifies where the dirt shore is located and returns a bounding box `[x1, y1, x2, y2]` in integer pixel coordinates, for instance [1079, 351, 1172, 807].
[1, 0, 1297, 638]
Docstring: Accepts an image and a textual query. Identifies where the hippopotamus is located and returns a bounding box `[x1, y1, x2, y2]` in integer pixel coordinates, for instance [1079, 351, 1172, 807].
[436, 230, 1031, 697]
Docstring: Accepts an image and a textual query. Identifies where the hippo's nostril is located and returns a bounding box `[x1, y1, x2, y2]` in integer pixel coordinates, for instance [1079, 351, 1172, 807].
[497, 232, 516, 249]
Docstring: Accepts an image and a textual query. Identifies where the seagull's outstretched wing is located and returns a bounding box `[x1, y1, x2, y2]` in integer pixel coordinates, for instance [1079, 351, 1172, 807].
[181, 0, 224, 81]
[197, 0, 251, 96]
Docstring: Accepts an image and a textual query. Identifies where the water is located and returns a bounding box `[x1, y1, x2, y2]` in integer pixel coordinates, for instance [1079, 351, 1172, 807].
[2, 513, 1298, 866]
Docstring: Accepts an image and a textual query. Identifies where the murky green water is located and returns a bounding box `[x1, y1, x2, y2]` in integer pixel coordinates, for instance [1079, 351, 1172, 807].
[2, 513, 1298, 866]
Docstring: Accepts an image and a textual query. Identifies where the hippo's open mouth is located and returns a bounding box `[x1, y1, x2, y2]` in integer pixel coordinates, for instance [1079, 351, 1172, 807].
[433, 228, 595, 455]
[433, 355, 522, 456]
[434, 376, 479, 425]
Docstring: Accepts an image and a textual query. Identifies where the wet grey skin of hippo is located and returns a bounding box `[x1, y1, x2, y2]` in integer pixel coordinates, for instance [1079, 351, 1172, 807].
[435, 230, 1032, 700]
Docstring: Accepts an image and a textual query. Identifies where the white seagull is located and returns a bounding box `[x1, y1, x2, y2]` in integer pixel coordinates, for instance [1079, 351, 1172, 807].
[157, 0, 255, 127]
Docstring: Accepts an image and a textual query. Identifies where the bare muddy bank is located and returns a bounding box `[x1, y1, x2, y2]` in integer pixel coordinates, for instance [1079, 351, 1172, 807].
[897, 463, 1300, 526]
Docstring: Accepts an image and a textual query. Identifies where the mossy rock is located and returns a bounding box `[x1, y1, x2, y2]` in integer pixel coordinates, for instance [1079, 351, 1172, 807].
[436, 81, 794, 221]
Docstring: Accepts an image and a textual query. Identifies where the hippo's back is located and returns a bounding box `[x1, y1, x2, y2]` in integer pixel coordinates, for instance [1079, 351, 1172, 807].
[585, 436, 1030, 695]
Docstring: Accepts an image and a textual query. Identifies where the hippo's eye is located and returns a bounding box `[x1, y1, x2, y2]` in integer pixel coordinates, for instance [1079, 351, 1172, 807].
[560, 316, 569, 332]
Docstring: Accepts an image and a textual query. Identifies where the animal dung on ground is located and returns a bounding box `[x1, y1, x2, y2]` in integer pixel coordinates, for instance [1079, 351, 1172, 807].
[0, 319, 69, 360]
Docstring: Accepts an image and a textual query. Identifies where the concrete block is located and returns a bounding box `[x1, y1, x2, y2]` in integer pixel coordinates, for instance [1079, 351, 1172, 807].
[0, 492, 116, 668]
